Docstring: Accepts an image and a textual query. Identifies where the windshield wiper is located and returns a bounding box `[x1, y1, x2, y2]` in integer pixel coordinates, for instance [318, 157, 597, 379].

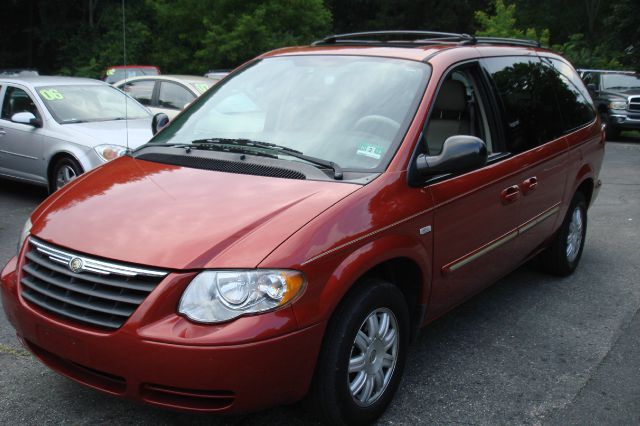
[138, 141, 279, 159]
[193, 138, 344, 180]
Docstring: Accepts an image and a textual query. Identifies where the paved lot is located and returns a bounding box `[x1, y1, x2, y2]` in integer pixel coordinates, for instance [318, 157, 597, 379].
[1, 140, 639, 425]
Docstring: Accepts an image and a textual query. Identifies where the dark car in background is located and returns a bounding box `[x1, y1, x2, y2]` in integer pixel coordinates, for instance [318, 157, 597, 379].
[579, 69, 640, 138]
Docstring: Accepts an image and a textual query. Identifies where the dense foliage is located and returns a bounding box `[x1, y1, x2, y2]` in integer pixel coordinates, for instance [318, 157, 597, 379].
[1, 0, 637, 77]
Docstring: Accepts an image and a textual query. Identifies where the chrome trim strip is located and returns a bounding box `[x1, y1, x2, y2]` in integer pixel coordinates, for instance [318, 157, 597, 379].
[518, 205, 560, 234]
[0, 150, 39, 160]
[300, 207, 433, 266]
[30, 239, 167, 277]
[443, 203, 561, 274]
[445, 230, 518, 274]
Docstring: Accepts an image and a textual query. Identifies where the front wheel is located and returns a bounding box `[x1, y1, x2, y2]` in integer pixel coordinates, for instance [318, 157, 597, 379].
[49, 156, 83, 193]
[538, 192, 587, 276]
[308, 278, 410, 425]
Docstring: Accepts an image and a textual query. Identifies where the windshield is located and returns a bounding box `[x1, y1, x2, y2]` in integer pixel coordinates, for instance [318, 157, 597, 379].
[37, 85, 151, 124]
[149, 56, 430, 172]
[104, 67, 159, 84]
[601, 74, 640, 90]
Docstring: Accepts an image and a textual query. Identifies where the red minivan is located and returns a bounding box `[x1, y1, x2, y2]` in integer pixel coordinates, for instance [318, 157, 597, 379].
[2, 32, 604, 424]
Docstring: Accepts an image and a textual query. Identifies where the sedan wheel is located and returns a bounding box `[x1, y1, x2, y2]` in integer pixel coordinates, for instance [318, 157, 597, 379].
[50, 157, 83, 193]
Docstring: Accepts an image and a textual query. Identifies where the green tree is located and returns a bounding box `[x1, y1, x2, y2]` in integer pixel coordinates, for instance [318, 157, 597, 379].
[475, 0, 549, 45]
[148, 0, 331, 73]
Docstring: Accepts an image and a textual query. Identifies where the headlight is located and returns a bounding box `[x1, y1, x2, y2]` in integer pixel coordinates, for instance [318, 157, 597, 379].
[94, 144, 128, 162]
[178, 270, 306, 323]
[609, 101, 627, 110]
[17, 217, 32, 255]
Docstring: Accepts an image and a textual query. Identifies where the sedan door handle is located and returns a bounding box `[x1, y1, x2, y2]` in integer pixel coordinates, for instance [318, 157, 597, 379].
[521, 176, 538, 194]
[0, 129, 6, 136]
[501, 185, 521, 205]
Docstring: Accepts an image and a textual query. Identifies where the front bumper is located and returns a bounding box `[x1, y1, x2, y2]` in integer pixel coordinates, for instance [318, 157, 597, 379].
[1, 256, 325, 414]
[609, 112, 640, 130]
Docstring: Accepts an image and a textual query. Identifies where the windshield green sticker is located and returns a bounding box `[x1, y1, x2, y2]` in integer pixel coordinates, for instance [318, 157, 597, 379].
[39, 89, 64, 101]
[356, 143, 384, 160]
[194, 83, 210, 93]
[106, 68, 115, 76]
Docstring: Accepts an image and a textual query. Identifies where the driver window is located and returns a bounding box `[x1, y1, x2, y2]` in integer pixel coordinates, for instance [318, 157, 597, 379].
[423, 69, 492, 156]
[1, 87, 40, 120]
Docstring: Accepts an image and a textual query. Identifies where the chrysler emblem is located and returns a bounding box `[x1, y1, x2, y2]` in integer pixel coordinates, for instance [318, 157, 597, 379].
[68, 257, 84, 273]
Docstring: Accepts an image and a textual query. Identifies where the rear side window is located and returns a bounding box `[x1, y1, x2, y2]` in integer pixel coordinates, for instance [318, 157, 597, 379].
[158, 82, 195, 110]
[121, 80, 155, 106]
[542, 58, 596, 133]
[483, 57, 564, 153]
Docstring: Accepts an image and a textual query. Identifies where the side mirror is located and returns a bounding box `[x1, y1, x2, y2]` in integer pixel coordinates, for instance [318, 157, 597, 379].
[587, 83, 597, 93]
[11, 112, 42, 128]
[151, 112, 169, 135]
[416, 135, 487, 176]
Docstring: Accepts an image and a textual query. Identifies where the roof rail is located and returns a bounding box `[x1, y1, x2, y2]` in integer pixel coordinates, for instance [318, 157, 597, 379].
[312, 31, 475, 46]
[312, 31, 540, 48]
[473, 36, 540, 48]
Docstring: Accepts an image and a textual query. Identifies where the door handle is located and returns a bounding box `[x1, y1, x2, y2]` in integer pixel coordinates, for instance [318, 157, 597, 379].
[501, 185, 521, 205]
[521, 176, 538, 194]
[0, 129, 6, 136]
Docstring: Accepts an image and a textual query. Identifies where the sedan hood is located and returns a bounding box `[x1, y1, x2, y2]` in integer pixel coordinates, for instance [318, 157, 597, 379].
[58, 118, 152, 149]
[31, 156, 359, 269]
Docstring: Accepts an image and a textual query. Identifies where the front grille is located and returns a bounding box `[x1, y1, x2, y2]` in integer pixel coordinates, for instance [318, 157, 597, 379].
[629, 96, 640, 112]
[20, 238, 167, 330]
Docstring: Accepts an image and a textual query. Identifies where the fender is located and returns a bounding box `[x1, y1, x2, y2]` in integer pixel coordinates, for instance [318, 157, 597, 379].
[292, 233, 431, 329]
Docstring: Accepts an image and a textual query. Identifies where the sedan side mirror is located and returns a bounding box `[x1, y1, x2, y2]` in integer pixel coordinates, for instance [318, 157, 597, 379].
[11, 112, 42, 128]
[151, 112, 170, 135]
[416, 135, 487, 176]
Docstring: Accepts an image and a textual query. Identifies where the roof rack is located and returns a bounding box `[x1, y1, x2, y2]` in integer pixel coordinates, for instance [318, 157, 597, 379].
[312, 31, 540, 48]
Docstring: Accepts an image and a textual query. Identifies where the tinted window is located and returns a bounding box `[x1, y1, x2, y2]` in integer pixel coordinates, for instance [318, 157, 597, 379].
[483, 57, 564, 153]
[120, 80, 155, 106]
[542, 59, 596, 132]
[158, 82, 194, 110]
[1, 86, 39, 120]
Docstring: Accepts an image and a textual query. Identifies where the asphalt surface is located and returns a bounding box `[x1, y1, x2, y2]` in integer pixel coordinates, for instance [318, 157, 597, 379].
[1, 140, 639, 425]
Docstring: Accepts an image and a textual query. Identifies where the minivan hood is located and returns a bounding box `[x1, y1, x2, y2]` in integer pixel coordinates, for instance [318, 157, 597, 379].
[30, 156, 359, 269]
[57, 118, 152, 149]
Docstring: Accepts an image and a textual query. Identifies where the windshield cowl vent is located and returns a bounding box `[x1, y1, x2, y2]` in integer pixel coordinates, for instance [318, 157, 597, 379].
[136, 153, 307, 180]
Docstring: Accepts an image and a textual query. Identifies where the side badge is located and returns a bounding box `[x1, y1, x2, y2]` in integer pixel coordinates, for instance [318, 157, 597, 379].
[419, 225, 432, 235]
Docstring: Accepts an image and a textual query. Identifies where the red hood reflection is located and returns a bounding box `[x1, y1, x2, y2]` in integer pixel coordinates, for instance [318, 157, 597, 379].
[31, 156, 360, 269]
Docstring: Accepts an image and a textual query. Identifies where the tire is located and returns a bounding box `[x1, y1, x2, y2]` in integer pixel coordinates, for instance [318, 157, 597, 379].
[602, 112, 620, 140]
[538, 192, 587, 276]
[49, 156, 83, 193]
[308, 278, 410, 425]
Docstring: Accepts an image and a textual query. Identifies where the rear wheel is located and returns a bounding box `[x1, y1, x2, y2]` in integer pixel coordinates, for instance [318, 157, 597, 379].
[538, 191, 587, 276]
[308, 278, 409, 425]
[49, 156, 83, 193]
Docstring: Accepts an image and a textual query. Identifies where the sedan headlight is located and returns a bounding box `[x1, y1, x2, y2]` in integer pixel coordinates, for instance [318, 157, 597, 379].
[178, 270, 306, 323]
[17, 217, 32, 255]
[94, 144, 128, 162]
[609, 100, 627, 110]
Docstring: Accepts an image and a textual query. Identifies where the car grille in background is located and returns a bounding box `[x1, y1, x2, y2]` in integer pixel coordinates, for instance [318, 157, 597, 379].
[629, 96, 640, 112]
[20, 238, 167, 329]
[136, 153, 307, 180]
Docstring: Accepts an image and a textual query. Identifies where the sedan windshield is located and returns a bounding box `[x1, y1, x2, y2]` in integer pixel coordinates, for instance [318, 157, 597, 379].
[37, 85, 150, 124]
[601, 74, 640, 90]
[150, 56, 430, 172]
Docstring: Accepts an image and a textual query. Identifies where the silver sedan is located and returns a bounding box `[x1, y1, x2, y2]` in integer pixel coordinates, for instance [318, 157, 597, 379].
[0, 76, 152, 192]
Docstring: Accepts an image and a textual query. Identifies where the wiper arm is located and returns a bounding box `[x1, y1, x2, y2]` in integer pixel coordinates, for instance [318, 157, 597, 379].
[137, 141, 278, 159]
[194, 138, 344, 180]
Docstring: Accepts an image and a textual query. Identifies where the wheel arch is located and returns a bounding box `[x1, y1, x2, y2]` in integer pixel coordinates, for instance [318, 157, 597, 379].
[47, 151, 85, 191]
[309, 235, 431, 342]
